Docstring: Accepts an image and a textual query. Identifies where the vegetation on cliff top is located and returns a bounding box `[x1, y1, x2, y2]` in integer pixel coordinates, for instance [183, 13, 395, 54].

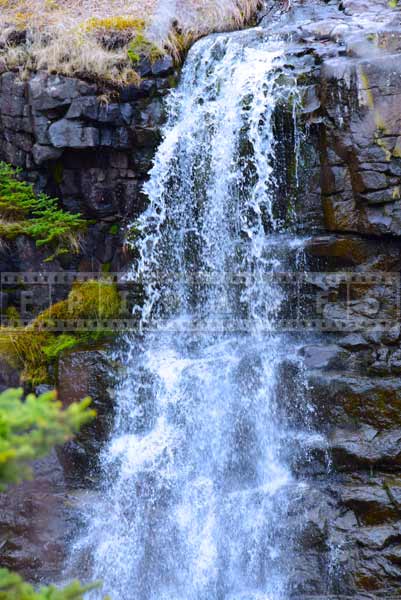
[0, 280, 122, 384]
[0, 0, 261, 85]
[0, 162, 87, 260]
[0, 387, 101, 599]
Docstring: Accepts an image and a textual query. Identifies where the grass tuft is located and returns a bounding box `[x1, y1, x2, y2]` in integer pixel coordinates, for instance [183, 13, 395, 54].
[0, 280, 122, 385]
[0, 0, 261, 85]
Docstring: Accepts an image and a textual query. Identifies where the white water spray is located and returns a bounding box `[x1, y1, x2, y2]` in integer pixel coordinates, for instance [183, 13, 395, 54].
[69, 28, 308, 600]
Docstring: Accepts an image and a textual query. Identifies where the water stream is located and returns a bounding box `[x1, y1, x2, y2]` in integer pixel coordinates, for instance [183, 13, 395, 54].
[71, 28, 312, 600]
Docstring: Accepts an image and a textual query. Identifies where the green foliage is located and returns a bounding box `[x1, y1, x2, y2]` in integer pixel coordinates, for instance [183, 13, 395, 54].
[0, 387, 95, 490]
[0, 387, 102, 599]
[52, 161, 64, 185]
[127, 33, 164, 64]
[0, 163, 87, 260]
[0, 280, 122, 384]
[42, 334, 82, 361]
[0, 569, 100, 600]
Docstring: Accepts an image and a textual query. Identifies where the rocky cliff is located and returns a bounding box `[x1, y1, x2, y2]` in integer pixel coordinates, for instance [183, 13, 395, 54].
[0, 55, 176, 275]
[279, 0, 401, 593]
[1, 0, 401, 595]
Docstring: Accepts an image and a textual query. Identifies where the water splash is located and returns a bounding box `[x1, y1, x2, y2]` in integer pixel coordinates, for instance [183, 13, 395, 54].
[69, 28, 308, 600]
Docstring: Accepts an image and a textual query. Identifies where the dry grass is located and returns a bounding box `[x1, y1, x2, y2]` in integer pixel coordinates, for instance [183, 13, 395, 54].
[0, 0, 262, 85]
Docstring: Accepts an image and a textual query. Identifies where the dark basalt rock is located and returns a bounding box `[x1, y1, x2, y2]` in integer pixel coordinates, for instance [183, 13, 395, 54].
[329, 426, 401, 470]
[0, 451, 73, 583]
[0, 66, 176, 274]
[49, 120, 100, 148]
[57, 349, 117, 486]
[1, 0, 401, 593]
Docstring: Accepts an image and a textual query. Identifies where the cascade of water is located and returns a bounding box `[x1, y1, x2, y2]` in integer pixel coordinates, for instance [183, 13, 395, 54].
[69, 28, 308, 600]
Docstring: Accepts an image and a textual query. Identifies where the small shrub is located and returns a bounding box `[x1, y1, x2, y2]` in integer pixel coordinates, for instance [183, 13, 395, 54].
[0, 386, 102, 599]
[0, 162, 87, 260]
[127, 33, 164, 64]
[0, 386, 95, 490]
[0, 571, 100, 600]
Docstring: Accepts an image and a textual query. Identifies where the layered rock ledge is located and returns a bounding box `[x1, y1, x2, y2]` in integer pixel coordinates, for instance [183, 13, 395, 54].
[2, 0, 401, 595]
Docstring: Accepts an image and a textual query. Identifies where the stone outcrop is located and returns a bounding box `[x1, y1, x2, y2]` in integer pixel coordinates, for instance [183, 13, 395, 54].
[261, 0, 401, 594]
[0, 60, 177, 274]
[57, 349, 117, 485]
[0, 451, 73, 583]
[2, 0, 401, 594]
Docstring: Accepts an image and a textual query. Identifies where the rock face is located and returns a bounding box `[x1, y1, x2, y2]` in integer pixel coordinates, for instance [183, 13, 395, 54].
[0, 65, 177, 274]
[0, 348, 119, 584]
[1, 0, 401, 594]
[0, 58, 176, 586]
[265, 0, 401, 593]
[57, 349, 117, 485]
[0, 451, 74, 583]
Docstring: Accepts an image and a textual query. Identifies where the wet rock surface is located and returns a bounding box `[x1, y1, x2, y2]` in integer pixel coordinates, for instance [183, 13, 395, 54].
[57, 349, 117, 486]
[262, 0, 401, 594]
[1, 0, 401, 593]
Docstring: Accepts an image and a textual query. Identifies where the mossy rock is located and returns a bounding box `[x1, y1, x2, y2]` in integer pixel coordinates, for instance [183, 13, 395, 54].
[0, 280, 122, 385]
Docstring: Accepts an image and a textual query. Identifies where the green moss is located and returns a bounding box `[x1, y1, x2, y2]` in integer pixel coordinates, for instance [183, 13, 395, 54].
[359, 68, 375, 110]
[383, 480, 401, 513]
[42, 333, 81, 361]
[393, 140, 401, 158]
[127, 33, 164, 65]
[0, 162, 86, 260]
[126, 221, 140, 244]
[5, 306, 21, 324]
[374, 133, 392, 162]
[389, 0, 398, 8]
[109, 223, 119, 235]
[0, 280, 122, 385]
[168, 74, 179, 88]
[83, 16, 145, 32]
[52, 160, 64, 185]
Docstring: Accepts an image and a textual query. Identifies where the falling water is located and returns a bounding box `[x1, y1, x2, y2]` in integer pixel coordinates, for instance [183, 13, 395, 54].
[70, 28, 310, 600]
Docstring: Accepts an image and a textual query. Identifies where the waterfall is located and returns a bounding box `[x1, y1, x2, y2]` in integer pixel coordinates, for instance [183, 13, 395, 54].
[70, 28, 310, 600]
